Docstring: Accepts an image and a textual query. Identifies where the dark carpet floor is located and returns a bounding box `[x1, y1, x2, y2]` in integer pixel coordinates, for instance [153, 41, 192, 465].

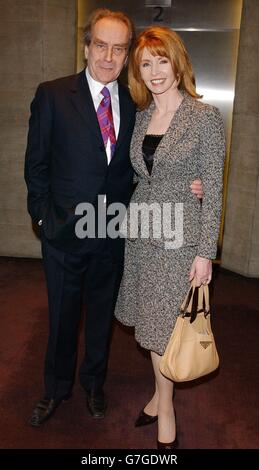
[0, 257, 258, 449]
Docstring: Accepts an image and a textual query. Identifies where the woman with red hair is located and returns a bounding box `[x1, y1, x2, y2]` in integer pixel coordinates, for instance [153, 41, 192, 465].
[116, 26, 225, 449]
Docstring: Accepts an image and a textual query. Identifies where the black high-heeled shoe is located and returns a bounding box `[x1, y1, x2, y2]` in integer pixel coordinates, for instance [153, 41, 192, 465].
[157, 437, 178, 449]
[135, 408, 158, 427]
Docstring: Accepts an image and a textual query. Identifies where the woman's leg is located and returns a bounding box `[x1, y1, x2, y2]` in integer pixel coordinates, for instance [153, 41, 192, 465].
[151, 351, 176, 443]
[143, 378, 159, 416]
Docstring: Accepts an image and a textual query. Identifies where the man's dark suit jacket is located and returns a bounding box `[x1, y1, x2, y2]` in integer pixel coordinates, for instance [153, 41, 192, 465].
[25, 70, 136, 260]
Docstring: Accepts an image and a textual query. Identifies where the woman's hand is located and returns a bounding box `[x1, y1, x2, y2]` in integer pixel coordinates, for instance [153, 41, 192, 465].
[189, 256, 212, 286]
[190, 179, 203, 199]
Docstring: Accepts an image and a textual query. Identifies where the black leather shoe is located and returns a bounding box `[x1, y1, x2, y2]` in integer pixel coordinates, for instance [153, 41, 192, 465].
[86, 390, 107, 419]
[157, 437, 178, 449]
[135, 408, 158, 427]
[28, 395, 71, 427]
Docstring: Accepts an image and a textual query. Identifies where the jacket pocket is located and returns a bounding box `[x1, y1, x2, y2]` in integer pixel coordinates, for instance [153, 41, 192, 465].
[124, 200, 202, 249]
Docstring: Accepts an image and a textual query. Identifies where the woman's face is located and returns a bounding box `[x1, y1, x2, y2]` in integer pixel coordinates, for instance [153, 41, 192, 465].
[139, 47, 178, 95]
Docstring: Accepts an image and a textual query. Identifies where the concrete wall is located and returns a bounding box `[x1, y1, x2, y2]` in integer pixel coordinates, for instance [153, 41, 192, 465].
[221, 0, 259, 277]
[0, 0, 77, 257]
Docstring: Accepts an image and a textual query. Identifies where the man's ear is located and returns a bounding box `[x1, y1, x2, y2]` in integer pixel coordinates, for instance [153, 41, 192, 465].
[84, 45, 88, 60]
[124, 55, 129, 67]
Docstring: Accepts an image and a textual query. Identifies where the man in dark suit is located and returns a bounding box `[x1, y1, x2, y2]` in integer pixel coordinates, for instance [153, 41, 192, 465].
[25, 8, 202, 427]
[25, 8, 136, 427]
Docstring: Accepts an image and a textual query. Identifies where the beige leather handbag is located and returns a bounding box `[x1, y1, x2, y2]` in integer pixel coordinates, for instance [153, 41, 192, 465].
[160, 282, 219, 382]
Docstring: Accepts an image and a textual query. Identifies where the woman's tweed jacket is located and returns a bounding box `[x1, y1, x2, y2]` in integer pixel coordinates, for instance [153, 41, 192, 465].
[115, 92, 225, 354]
[123, 91, 225, 259]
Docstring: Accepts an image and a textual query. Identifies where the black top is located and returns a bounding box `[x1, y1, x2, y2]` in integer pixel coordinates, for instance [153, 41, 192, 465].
[142, 134, 164, 175]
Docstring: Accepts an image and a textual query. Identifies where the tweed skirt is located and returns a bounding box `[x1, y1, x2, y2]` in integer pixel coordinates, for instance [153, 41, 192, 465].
[115, 238, 198, 355]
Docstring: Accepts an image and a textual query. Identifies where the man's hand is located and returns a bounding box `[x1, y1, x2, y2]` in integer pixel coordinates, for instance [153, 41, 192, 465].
[190, 179, 203, 199]
[189, 256, 212, 287]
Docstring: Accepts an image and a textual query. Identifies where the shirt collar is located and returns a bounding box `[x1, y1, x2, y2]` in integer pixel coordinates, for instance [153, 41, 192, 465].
[85, 67, 117, 99]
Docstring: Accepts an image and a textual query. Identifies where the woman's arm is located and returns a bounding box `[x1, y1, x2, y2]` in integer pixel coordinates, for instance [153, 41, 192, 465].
[196, 106, 226, 260]
[189, 105, 225, 286]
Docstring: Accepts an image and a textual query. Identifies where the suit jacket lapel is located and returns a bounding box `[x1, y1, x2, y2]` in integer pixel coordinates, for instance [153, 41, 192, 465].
[157, 91, 195, 165]
[132, 91, 196, 177]
[131, 104, 153, 177]
[69, 70, 103, 145]
[115, 82, 135, 152]
[70, 74, 135, 160]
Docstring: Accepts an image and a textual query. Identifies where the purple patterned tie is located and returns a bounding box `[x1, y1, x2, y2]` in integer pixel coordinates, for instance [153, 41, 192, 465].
[96, 87, 116, 158]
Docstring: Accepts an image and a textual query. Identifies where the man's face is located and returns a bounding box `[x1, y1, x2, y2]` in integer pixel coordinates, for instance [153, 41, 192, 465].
[85, 18, 130, 84]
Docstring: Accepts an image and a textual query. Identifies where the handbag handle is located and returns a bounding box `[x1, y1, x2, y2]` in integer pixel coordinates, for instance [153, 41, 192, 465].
[180, 281, 210, 319]
[198, 284, 210, 315]
[180, 281, 196, 314]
